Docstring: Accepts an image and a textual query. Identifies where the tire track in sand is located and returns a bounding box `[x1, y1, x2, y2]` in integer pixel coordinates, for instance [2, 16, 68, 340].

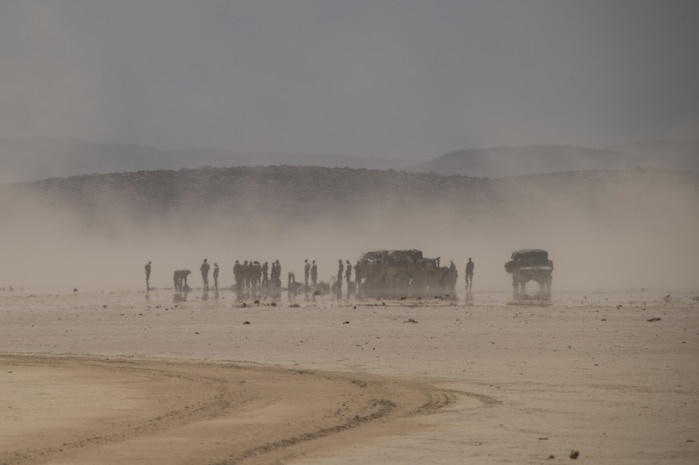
[0, 355, 492, 465]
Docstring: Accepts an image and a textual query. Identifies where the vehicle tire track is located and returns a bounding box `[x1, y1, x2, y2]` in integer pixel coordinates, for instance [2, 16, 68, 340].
[1, 354, 494, 465]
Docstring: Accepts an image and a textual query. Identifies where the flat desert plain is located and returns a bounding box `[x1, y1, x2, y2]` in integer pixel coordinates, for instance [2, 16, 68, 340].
[0, 289, 697, 464]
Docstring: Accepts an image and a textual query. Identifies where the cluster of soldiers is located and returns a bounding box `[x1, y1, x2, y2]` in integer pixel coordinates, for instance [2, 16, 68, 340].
[172, 259, 220, 293]
[145, 259, 220, 294]
[232, 259, 282, 298]
[144, 255, 477, 300]
[332, 256, 469, 299]
[198, 259, 219, 290]
[333, 259, 361, 299]
[230, 259, 324, 300]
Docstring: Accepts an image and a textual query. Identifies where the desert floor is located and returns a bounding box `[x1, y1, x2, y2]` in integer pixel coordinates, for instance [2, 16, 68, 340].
[0, 288, 697, 464]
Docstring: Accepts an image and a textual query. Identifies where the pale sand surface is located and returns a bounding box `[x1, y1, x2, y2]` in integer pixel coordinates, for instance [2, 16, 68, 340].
[0, 289, 697, 464]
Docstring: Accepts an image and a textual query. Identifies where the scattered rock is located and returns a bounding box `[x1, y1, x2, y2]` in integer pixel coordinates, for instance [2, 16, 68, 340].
[271, 301, 277, 307]
[663, 294, 672, 302]
[254, 299, 260, 304]
[647, 317, 661, 322]
[569, 450, 580, 459]
[343, 321, 350, 324]
[616, 304, 622, 309]
[243, 321, 250, 325]
[547, 455, 556, 460]
[404, 318, 418, 324]
[102, 304, 107, 308]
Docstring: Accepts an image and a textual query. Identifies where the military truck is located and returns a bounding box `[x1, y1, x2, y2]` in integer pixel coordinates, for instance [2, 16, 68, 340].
[356, 249, 457, 299]
[504, 249, 553, 300]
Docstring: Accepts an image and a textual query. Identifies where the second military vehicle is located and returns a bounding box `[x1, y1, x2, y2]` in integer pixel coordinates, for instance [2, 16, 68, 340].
[504, 249, 553, 300]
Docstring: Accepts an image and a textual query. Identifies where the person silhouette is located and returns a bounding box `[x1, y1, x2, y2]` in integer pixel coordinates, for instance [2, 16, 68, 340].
[200, 259, 211, 288]
[145, 261, 152, 290]
[465, 257, 474, 291]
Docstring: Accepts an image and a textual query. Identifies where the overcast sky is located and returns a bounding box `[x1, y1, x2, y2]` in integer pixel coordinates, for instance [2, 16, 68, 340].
[1, 0, 697, 159]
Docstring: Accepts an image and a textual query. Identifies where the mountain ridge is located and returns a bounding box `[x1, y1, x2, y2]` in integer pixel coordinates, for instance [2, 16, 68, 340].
[2, 137, 697, 183]
[0, 137, 410, 183]
[408, 140, 699, 177]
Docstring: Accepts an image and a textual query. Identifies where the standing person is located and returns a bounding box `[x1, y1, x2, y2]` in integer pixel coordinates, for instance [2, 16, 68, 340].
[465, 257, 474, 291]
[345, 260, 352, 297]
[270, 261, 277, 285]
[233, 260, 243, 292]
[310, 260, 318, 287]
[145, 261, 152, 290]
[262, 261, 269, 287]
[213, 262, 219, 290]
[336, 259, 344, 298]
[245, 260, 252, 289]
[288, 272, 297, 300]
[251, 261, 262, 296]
[304, 259, 311, 289]
[354, 260, 363, 294]
[200, 259, 211, 289]
[270, 260, 282, 288]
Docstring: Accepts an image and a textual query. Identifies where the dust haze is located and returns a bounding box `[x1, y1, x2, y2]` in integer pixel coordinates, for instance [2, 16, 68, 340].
[2, 2, 698, 293]
[1, 166, 697, 294]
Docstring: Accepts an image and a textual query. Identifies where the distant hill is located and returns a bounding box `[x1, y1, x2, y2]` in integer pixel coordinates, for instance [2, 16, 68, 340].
[4, 165, 697, 225]
[409, 141, 699, 177]
[0, 137, 409, 183]
[3, 137, 697, 183]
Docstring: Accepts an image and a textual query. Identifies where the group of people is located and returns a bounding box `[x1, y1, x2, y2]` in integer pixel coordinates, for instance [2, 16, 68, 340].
[199, 259, 219, 290]
[231, 259, 282, 298]
[145, 259, 219, 293]
[334, 259, 362, 298]
[144, 256, 475, 298]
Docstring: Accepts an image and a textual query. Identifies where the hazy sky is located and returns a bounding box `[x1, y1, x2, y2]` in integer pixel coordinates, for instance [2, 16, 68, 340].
[1, 0, 697, 159]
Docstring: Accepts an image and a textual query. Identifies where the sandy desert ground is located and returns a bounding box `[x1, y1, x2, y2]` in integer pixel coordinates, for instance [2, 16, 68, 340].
[0, 287, 697, 465]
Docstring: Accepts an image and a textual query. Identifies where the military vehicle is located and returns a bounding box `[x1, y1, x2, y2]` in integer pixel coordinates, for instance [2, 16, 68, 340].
[504, 249, 553, 300]
[356, 249, 457, 298]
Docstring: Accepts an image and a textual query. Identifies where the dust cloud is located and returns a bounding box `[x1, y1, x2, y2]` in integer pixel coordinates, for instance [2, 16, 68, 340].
[0, 167, 697, 294]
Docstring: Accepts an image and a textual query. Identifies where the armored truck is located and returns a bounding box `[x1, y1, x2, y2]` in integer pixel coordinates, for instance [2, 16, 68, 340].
[504, 249, 553, 300]
[356, 249, 457, 299]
